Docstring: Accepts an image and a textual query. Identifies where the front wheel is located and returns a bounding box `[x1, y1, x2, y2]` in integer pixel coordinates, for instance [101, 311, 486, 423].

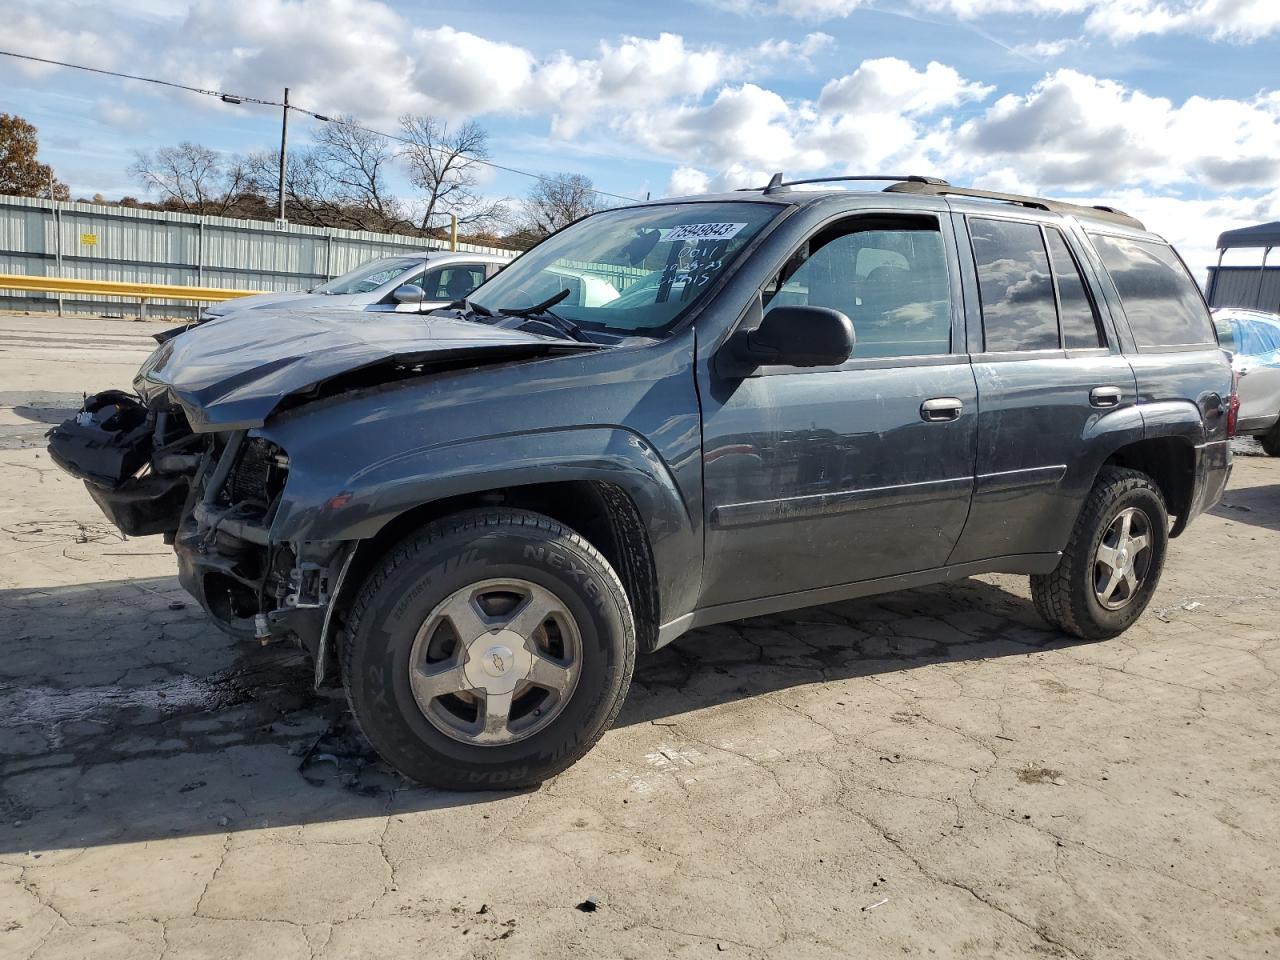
[342, 509, 636, 789]
[1031, 467, 1169, 640]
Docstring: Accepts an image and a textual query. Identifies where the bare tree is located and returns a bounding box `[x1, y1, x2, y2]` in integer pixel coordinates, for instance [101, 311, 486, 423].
[399, 115, 506, 234]
[313, 118, 404, 227]
[508, 173, 605, 246]
[129, 142, 251, 216]
[237, 119, 411, 233]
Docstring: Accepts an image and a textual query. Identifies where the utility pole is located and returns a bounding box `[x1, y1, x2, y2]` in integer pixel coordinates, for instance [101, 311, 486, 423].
[277, 87, 289, 224]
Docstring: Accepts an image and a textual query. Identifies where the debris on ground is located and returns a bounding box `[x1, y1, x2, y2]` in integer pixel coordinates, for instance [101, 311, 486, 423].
[296, 709, 396, 795]
[1018, 765, 1065, 785]
[576, 897, 600, 913]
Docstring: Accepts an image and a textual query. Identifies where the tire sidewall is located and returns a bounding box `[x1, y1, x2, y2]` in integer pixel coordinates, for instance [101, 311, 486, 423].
[347, 519, 632, 789]
[1078, 481, 1168, 633]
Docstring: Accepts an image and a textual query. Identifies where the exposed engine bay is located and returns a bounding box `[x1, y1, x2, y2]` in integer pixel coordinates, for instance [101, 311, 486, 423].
[48, 391, 350, 677]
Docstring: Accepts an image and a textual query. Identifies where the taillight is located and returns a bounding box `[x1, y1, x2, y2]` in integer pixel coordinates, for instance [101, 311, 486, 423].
[1226, 368, 1241, 438]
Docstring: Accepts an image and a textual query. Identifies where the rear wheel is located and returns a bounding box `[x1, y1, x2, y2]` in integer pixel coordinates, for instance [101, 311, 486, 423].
[342, 508, 635, 789]
[1261, 421, 1280, 457]
[1031, 467, 1169, 640]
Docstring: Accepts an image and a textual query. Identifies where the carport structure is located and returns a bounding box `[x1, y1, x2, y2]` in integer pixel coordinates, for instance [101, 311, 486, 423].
[1208, 221, 1280, 311]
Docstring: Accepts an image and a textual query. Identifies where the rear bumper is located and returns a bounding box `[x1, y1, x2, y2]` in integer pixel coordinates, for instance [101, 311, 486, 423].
[1237, 412, 1278, 436]
[1178, 439, 1231, 535]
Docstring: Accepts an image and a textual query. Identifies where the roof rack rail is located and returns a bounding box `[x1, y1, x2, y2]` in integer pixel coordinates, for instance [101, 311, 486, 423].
[884, 180, 1145, 230]
[759, 173, 950, 194]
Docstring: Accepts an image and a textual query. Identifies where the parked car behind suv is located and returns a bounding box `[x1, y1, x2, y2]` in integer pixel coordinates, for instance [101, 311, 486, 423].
[199, 250, 511, 322]
[49, 176, 1233, 789]
[1212, 307, 1280, 454]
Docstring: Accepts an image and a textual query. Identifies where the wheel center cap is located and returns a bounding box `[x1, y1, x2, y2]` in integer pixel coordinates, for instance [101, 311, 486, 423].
[481, 644, 515, 678]
[1117, 548, 1129, 567]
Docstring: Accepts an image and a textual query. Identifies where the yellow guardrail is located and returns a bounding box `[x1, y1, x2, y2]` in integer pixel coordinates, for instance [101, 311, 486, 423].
[0, 273, 263, 319]
[0, 273, 261, 302]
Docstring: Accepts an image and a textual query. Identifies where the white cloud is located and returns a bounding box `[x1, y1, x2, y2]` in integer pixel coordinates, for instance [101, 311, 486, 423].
[755, 31, 836, 63]
[95, 99, 149, 133]
[818, 58, 993, 115]
[954, 70, 1280, 190]
[633, 59, 990, 177]
[1, 4, 131, 75]
[1009, 37, 1080, 58]
[713, 0, 1280, 43]
[1084, 0, 1280, 43]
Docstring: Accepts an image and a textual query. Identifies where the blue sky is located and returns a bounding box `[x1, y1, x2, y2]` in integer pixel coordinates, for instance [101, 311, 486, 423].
[3, 0, 1279, 271]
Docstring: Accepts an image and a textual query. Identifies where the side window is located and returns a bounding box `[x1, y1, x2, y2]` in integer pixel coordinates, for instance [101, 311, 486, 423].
[762, 218, 952, 359]
[969, 218, 1058, 352]
[422, 266, 486, 301]
[1088, 234, 1215, 347]
[1045, 227, 1104, 349]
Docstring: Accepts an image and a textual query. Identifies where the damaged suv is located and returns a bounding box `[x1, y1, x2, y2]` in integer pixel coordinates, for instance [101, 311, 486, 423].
[49, 176, 1233, 789]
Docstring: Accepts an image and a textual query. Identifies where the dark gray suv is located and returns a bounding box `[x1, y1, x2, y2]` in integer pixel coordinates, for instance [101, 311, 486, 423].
[49, 176, 1234, 788]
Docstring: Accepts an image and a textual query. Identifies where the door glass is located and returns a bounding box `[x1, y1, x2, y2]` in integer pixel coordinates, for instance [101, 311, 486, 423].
[764, 221, 952, 358]
[1045, 227, 1104, 349]
[970, 218, 1059, 352]
[422, 266, 487, 301]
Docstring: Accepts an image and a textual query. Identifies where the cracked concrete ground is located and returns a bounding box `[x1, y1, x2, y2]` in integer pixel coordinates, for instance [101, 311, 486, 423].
[1, 311, 1278, 959]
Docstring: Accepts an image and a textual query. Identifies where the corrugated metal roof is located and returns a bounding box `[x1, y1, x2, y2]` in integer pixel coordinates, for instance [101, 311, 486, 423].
[1217, 221, 1280, 249]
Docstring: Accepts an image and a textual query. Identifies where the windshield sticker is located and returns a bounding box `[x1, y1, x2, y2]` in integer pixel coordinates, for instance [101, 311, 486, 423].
[661, 222, 748, 243]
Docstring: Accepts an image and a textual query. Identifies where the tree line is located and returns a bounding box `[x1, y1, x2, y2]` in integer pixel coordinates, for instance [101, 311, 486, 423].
[1, 112, 610, 250]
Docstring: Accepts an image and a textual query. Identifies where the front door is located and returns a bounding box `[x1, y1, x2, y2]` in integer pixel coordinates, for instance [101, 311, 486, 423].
[698, 212, 978, 608]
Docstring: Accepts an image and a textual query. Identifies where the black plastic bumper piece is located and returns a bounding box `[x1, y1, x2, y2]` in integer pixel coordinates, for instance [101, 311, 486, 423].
[83, 473, 189, 538]
[46, 390, 153, 488]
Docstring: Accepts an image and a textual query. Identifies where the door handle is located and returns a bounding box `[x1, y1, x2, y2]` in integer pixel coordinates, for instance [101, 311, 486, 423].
[920, 397, 963, 422]
[1090, 386, 1123, 408]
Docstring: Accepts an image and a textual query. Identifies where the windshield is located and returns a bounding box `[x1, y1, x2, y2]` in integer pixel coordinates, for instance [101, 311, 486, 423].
[469, 202, 782, 335]
[313, 257, 422, 295]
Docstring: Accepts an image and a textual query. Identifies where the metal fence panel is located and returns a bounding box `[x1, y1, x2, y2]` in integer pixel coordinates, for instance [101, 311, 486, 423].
[1207, 266, 1280, 312]
[0, 193, 518, 318]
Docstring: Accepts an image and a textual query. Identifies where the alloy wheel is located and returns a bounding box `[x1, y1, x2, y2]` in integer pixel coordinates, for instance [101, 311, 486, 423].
[1093, 506, 1153, 611]
[408, 578, 582, 745]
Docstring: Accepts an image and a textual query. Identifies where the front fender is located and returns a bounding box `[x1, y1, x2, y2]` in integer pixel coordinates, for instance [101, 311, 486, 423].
[268, 425, 703, 625]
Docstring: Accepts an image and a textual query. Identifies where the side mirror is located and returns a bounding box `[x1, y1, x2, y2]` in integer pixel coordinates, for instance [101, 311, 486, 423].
[737, 305, 855, 368]
[392, 284, 426, 304]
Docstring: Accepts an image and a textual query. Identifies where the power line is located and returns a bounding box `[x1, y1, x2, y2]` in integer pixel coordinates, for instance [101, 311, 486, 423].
[0, 48, 642, 204]
[0, 50, 285, 107]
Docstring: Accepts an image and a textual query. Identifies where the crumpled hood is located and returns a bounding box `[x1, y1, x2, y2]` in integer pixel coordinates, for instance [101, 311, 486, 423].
[135, 308, 599, 431]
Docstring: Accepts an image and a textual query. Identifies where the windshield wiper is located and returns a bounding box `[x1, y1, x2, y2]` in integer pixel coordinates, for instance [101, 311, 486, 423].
[498, 289, 592, 343]
[450, 297, 493, 317]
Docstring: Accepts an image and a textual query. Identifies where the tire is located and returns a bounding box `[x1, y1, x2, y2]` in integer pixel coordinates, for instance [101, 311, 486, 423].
[342, 508, 635, 789]
[1261, 422, 1280, 457]
[1030, 467, 1169, 640]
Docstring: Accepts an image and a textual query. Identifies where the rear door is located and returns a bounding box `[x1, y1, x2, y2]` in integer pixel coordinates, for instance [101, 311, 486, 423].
[947, 212, 1138, 564]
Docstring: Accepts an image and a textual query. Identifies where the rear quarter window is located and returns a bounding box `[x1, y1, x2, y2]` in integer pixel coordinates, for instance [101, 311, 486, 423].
[1088, 234, 1215, 348]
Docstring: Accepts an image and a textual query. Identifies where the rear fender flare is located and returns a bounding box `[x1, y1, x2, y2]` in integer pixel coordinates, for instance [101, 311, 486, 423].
[1136, 400, 1208, 446]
